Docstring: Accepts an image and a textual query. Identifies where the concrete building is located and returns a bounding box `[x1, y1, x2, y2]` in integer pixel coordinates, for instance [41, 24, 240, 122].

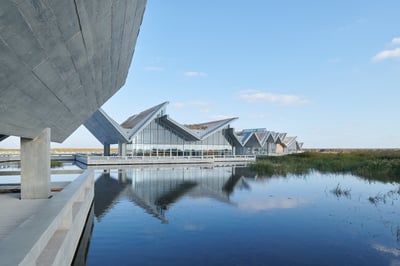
[0, 0, 147, 198]
[85, 102, 238, 156]
[84, 102, 304, 157]
[232, 129, 303, 156]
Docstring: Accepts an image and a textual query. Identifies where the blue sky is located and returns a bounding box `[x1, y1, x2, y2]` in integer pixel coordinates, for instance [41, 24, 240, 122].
[3, 1, 400, 149]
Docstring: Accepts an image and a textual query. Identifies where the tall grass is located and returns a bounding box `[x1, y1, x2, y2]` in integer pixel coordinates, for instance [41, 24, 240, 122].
[249, 151, 400, 182]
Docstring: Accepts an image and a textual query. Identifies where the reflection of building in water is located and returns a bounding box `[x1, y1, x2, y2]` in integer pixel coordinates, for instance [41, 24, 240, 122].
[94, 170, 130, 220]
[94, 166, 250, 223]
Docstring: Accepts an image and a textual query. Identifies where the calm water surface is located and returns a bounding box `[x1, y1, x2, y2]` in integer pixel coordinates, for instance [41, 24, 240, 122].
[80, 165, 400, 266]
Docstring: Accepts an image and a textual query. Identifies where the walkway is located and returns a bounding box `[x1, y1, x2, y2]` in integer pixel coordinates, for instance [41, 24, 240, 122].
[0, 171, 94, 266]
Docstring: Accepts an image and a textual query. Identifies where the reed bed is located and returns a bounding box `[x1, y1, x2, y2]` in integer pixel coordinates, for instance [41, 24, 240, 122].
[250, 150, 400, 182]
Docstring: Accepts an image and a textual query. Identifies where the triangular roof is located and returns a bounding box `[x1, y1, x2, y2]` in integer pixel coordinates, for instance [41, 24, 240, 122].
[263, 131, 276, 145]
[122, 102, 169, 138]
[296, 142, 304, 149]
[236, 131, 253, 145]
[281, 136, 297, 147]
[243, 133, 262, 147]
[84, 108, 129, 145]
[186, 117, 238, 140]
[158, 115, 200, 141]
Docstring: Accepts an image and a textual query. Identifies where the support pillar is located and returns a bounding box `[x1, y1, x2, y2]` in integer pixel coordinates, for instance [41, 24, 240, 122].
[104, 144, 110, 156]
[118, 142, 126, 156]
[20, 128, 51, 199]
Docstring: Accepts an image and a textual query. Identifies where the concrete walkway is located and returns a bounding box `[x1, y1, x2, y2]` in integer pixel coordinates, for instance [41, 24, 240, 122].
[0, 193, 46, 240]
[0, 182, 69, 240]
[0, 171, 94, 266]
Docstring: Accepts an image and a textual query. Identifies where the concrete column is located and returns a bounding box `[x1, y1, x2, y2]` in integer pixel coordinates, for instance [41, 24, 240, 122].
[104, 144, 110, 156]
[118, 142, 126, 156]
[20, 128, 51, 199]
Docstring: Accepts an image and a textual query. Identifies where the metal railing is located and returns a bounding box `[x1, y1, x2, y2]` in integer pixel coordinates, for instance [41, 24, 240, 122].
[75, 154, 256, 165]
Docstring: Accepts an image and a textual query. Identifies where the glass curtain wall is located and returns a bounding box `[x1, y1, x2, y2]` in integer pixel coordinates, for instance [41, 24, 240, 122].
[126, 120, 233, 156]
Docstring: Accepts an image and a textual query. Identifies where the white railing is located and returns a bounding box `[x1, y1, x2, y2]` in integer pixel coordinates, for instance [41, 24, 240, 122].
[0, 154, 20, 162]
[75, 154, 256, 165]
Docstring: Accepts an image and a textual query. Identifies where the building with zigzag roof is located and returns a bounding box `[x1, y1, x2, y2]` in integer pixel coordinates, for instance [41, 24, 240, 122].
[84, 102, 303, 157]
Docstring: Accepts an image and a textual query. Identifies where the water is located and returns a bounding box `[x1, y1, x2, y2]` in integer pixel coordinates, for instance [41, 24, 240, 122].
[0, 162, 82, 183]
[79, 166, 400, 266]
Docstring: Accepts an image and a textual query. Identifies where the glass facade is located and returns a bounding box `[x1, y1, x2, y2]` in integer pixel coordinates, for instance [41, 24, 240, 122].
[126, 119, 233, 156]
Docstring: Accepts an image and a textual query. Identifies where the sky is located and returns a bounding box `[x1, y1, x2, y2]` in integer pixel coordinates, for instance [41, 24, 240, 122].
[2, 1, 400, 149]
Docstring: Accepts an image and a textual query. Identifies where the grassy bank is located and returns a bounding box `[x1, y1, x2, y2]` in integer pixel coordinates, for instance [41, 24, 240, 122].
[249, 150, 400, 182]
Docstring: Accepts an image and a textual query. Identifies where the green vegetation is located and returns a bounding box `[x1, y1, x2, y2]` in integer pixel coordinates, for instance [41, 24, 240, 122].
[330, 183, 351, 198]
[51, 160, 63, 168]
[249, 150, 400, 182]
[16, 160, 64, 168]
[368, 186, 400, 205]
[18, 160, 63, 168]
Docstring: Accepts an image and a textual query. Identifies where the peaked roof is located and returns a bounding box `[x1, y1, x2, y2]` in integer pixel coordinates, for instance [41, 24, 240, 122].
[234, 128, 294, 147]
[186, 117, 238, 140]
[84, 102, 239, 145]
[158, 115, 200, 141]
[236, 131, 253, 145]
[122, 102, 169, 138]
[282, 136, 297, 147]
[296, 142, 304, 149]
[84, 108, 129, 145]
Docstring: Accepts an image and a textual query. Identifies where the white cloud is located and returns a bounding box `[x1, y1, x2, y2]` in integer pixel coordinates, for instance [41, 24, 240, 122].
[238, 90, 309, 105]
[238, 197, 309, 213]
[372, 244, 400, 257]
[209, 114, 233, 121]
[392, 37, 400, 45]
[144, 66, 164, 72]
[371, 47, 400, 62]
[171, 101, 211, 113]
[183, 71, 207, 77]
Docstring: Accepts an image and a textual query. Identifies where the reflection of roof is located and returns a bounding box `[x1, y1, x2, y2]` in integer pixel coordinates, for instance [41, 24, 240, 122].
[126, 188, 169, 224]
[125, 167, 238, 222]
[94, 173, 128, 220]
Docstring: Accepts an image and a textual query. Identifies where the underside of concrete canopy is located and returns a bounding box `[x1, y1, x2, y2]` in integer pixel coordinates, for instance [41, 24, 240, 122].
[0, 0, 147, 143]
[0, 0, 147, 198]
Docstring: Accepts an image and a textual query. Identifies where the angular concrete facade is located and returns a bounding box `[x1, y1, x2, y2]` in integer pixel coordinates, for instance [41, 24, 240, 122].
[0, 0, 146, 142]
[0, 0, 147, 199]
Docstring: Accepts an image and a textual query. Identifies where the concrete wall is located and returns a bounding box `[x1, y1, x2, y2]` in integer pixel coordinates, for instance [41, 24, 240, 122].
[0, 0, 146, 142]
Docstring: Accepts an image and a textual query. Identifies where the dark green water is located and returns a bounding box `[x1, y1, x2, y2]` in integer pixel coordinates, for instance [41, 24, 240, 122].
[77, 165, 400, 266]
